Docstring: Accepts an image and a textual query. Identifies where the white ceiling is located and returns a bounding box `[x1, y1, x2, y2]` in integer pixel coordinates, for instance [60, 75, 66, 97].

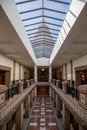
[51, 4, 87, 66]
[0, 6, 35, 67]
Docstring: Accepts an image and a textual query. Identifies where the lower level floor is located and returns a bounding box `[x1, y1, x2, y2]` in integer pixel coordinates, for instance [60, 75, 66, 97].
[24, 95, 63, 130]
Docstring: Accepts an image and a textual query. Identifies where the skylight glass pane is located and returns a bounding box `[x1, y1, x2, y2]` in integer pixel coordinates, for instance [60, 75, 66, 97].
[44, 17, 63, 26]
[20, 10, 42, 20]
[44, 10, 65, 19]
[15, 0, 71, 58]
[45, 0, 69, 12]
[45, 23, 61, 29]
[16, 0, 42, 12]
[23, 17, 42, 25]
[26, 30, 38, 35]
[24, 24, 41, 30]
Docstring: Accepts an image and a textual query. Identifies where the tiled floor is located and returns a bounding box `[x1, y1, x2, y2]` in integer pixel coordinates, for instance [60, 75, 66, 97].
[28, 96, 59, 130]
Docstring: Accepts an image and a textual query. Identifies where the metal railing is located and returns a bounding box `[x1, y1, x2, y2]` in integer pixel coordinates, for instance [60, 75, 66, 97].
[67, 85, 79, 100]
[51, 79, 79, 100]
[6, 84, 19, 99]
[58, 82, 63, 90]
[6, 79, 35, 100]
[23, 81, 28, 89]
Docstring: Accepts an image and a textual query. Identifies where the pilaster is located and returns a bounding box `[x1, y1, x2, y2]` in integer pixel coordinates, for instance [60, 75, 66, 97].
[62, 104, 70, 130]
[15, 103, 23, 130]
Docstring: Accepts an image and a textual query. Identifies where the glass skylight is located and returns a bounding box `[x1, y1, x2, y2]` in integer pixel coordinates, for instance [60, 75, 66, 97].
[15, 0, 71, 58]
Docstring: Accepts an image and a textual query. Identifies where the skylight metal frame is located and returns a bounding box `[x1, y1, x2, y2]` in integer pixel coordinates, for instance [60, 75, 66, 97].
[22, 15, 64, 21]
[24, 21, 62, 27]
[26, 27, 60, 32]
[29, 34, 57, 40]
[15, 0, 71, 58]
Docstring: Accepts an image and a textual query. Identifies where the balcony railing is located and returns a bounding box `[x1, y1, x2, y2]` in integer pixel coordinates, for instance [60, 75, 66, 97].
[50, 80, 87, 129]
[67, 85, 79, 100]
[51, 79, 79, 100]
[6, 79, 35, 100]
[6, 84, 19, 99]
[23, 81, 28, 89]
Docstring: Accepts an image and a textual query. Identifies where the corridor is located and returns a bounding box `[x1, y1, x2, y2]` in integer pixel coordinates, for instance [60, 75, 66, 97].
[27, 96, 62, 130]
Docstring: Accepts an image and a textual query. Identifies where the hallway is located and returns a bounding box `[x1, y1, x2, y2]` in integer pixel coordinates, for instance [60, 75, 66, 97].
[27, 96, 63, 130]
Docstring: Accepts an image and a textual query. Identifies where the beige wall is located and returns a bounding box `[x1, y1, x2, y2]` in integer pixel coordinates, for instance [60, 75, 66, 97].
[67, 63, 71, 80]
[0, 55, 25, 82]
[20, 65, 24, 80]
[62, 54, 87, 82]
[15, 62, 19, 80]
[63, 63, 71, 81]
[0, 55, 13, 81]
[73, 54, 87, 80]
[63, 65, 66, 80]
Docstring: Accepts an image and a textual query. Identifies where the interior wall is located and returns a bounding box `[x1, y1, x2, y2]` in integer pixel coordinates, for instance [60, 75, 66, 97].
[73, 54, 87, 81]
[63, 65, 66, 80]
[15, 62, 19, 80]
[0, 55, 30, 85]
[38, 67, 49, 81]
[62, 54, 87, 86]
[20, 65, 24, 80]
[0, 55, 13, 81]
[67, 63, 71, 80]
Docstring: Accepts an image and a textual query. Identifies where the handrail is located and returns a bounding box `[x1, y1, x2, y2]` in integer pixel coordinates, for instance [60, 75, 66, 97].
[0, 83, 36, 125]
[50, 83, 87, 129]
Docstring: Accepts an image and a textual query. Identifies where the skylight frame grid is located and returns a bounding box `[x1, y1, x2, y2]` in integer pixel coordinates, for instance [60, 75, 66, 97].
[15, 0, 71, 58]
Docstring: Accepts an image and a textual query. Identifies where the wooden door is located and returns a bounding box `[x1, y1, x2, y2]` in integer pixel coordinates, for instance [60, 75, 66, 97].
[37, 86, 49, 96]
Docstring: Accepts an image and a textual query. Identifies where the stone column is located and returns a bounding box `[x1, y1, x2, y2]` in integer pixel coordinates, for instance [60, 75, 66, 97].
[70, 60, 73, 85]
[56, 80, 58, 87]
[30, 91, 33, 107]
[15, 103, 24, 130]
[32, 89, 35, 99]
[49, 85, 52, 97]
[34, 86, 37, 97]
[13, 61, 15, 83]
[62, 103, 70, 130]
[56, 94, 58, 112]
[18, 81, 23, 93]
[53, 90, 56, 107]
[19, 64, 21, 80]
[49, 66, 52, 82]
[56, 95, 62, 118]
[78, 85, 87, 130]
[7, 119, 13, 130]
[51, 88, 53, 100]
[0, 124, 6, 130]
[34, 65, 37, 82]
[26, 80, 30, 87]
[24, 94, 30, 118]
[33, 87, 35, 100]
[79, 125, 85, 130]
[65, 64, 67, 80]
[62, 80, 68, 94]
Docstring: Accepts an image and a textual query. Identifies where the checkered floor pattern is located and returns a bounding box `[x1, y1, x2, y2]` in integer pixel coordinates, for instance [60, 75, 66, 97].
[28, 96, 59, 130]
